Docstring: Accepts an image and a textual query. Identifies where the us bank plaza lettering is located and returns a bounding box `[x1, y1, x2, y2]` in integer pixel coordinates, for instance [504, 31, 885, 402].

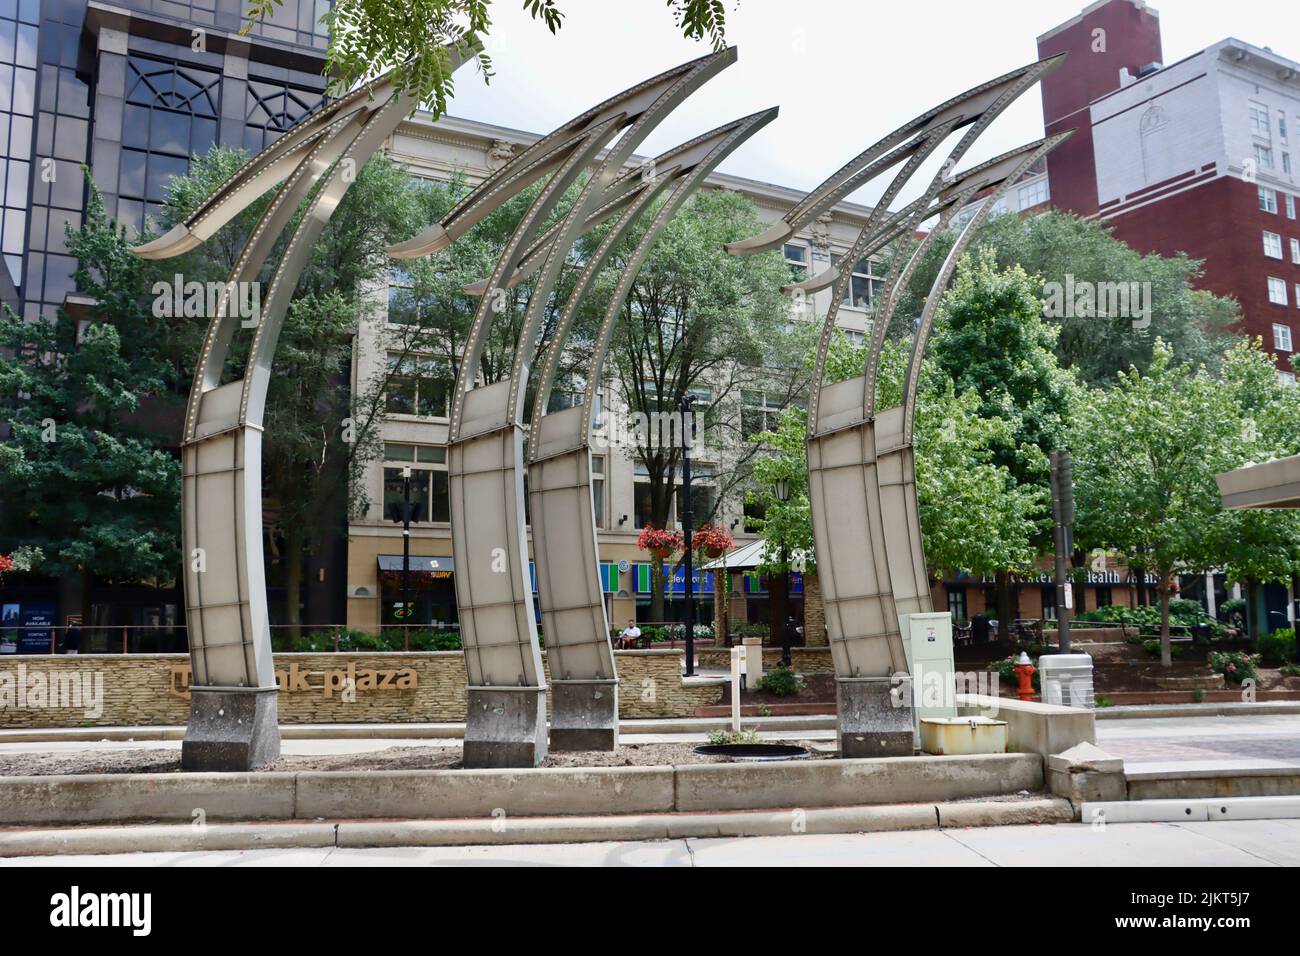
[169, 661, 417, 700]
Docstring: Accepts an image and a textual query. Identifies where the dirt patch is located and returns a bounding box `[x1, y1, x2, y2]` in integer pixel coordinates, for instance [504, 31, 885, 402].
[0, 740, 837, 777]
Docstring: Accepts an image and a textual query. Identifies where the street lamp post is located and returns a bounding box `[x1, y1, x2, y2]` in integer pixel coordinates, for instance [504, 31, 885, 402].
[401, 464, 412, 652]
[681, 395, 696, 677]
[773, 476, 792, 667]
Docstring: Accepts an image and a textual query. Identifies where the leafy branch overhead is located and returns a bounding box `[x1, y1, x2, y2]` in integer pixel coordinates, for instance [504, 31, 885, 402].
[241, 0, 731, 115]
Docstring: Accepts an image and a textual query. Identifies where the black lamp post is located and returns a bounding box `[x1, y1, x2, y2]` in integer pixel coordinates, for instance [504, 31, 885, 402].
[400, 465, 412, 650]
[681, 394, 696, 677]
[773, 476, 791, 667]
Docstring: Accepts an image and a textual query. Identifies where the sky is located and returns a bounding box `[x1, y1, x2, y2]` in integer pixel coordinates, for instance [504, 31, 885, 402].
[441, 0, 1300, 208]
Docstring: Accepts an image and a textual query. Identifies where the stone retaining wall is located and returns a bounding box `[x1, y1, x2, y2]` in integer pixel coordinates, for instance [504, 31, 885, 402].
[696, 646, 835, 674]
[0, 649, 722, 728]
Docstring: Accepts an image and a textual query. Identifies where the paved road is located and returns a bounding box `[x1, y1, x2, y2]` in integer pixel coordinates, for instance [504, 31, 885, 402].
[1096, 714, 1300, 773]
[5, 820, 1300, 867]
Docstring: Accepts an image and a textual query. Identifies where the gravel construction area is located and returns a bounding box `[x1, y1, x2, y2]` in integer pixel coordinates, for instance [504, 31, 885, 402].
[0, 740, 838, 776]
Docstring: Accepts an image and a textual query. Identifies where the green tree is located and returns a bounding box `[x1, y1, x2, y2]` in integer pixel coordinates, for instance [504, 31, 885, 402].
[159, 146, 428, 636]
[889, 211, 1240, 386]
[604, 188, 797, 624]
[243, 0, 731, 113]
[748, 331, 1042, 641]
[0, 184, 182, 626]
[927, 249, 1075, 638]
[1071, 340, 1244, 665]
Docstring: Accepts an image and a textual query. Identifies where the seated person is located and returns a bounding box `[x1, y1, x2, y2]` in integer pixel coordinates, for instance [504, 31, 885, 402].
[618, 620, 642, 649]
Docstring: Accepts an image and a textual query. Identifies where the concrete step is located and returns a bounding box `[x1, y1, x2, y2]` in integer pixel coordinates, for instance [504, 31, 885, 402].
[1126, 765, 1300, 800]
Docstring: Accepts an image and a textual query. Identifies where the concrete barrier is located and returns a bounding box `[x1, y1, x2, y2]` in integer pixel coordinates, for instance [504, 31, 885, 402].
[0, 798, 1075, 856]
[0, 752, 1046, 826]
[956, 694, 1093, 756]
[674, 753, 1042, 812]
[294, 766, 676, 819]
[0, 772, 297, 825]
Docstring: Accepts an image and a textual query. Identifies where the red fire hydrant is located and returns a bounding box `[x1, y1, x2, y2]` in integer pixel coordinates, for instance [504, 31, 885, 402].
[1012, 651, 1037, 702]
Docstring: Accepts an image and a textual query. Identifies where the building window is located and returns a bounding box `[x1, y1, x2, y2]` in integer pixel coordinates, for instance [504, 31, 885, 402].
[675, 464, 716, 526]
[1018, 177, 1050, 210]
[1260, 187, 1278, 214]
[1095, 586, 1113, 608]
[1280, 371, 1297, 387]
[119, 55, 222, 236]
[1288, 194, 1298, 219]
[1255, 144, 1275, 169]
[385, 352, 452, 417]
[946, 586, 967, 622]
[382, 444, 450, 523]
[783, 243, 808, 282]
[0, 0, 38, 287]
[246, 0, 331, 50]
[835, 256, 885, 310]
[590, 456, 606, 529]
[1283, 112, 1291, 143]
[1292, 238, 1300, 264]
[1041, 586, 1057, 620]
[245, 76, 324, 153]
[1249, 102, 1270, 133]
[742, 390, 785, 440]
[1285, 153, 1294, 175]
[1274, 323, 1293, 351]
[1264, 231, 1283, 259]
[1269, 278, 1289, 306]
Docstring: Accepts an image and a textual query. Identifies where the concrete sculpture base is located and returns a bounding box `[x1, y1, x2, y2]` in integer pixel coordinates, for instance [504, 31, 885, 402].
[549, 679, 619, 751]
[180, 686, 281, 771]
[836, 676, 914, 758]
[464, 686, 549, 768]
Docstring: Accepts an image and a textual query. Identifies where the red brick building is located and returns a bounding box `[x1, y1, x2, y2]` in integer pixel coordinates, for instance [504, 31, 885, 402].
[1038, 0, 1300, 370]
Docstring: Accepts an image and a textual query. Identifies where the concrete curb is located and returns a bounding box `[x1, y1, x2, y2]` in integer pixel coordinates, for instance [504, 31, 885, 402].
[0, 715, 837, 744]
[1096, 702, 1300, 720]
[1083, 795, 1300, 824]
[0, 797, 1074, 856]
[0, 753, 1042, 826]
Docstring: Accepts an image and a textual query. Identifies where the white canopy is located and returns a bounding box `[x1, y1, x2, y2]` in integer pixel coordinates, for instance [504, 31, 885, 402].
[700, 538, 810, 571]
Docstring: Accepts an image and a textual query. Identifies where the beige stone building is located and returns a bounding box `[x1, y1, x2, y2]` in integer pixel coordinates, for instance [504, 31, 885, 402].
[342, 111, 885, 635]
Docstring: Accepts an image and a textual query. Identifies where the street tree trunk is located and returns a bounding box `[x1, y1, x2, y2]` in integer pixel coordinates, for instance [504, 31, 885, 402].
[1158, 567, 1173, 668]
[804, 572, 826, 646]
[284, 522, 304, 646]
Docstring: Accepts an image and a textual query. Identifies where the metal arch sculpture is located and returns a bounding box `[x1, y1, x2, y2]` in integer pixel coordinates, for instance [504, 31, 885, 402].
[386, 49, 739, 767]
[725, 55, 1070, 757]
[131, 45, 478, 770]
[524, 109, 778, 751]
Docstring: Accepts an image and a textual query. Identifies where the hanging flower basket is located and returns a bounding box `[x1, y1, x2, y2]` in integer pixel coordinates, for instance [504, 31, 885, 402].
[637, 526, 683, 560]
[693, 524, 734, 560]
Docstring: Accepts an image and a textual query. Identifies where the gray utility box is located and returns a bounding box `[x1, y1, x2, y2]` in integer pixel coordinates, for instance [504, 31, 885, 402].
[900, 611, 957, 747]
[1038, 653, 1095, 709]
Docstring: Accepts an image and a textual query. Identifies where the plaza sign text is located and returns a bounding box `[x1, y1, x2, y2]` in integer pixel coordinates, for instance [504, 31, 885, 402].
[169, 661, 417, 700]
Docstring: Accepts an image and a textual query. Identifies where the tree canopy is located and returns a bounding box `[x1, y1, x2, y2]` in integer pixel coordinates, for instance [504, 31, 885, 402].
[242, 0, 732, 115]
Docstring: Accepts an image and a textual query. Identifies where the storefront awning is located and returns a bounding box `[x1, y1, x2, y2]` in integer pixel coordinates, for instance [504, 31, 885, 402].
[699, 538, 810, 571]
[378, 555, 455, 572]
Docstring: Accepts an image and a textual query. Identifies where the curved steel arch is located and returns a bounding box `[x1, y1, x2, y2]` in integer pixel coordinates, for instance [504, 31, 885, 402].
[525, 109, 778, 749]
[725, 55, 1068, 757]
[386, 49, 737, 766]
[130, 48, 476, 770]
